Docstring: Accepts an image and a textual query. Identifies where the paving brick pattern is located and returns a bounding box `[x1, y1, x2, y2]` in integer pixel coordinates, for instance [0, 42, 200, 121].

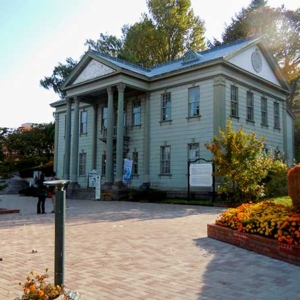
[1, 194, 300, 300]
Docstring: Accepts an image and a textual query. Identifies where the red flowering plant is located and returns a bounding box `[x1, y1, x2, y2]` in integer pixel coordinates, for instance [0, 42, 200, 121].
[215, 200, 300, 246]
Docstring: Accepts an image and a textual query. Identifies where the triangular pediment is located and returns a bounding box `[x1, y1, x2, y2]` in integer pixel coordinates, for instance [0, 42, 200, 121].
[228, 46, 280, 86]
[72, 59, 115, 85]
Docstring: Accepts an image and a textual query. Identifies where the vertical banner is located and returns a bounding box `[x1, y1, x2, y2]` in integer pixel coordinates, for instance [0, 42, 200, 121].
[123, 159, 133, 185]
[95, 175, 101, 200]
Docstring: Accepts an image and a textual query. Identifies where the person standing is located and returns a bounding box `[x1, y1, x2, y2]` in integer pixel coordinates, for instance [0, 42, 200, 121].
[50, 171, 59, 213]
[36, 173, 47, 214]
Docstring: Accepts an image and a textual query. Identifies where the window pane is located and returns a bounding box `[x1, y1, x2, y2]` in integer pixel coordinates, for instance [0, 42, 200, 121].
[261, 97, 267, 125]
[188, 143, 199, 160]
[132, 151, 138, 175]
[247, 92, 254, 121]
[133, 100, 141, 126]
[162, 93, 171, 121]
[231, 86, 238, 117]
[188, 87, 200, 117]
[79, 153, 86, 176]
[161, 146, 171, 174]
[102, 107, 108, 129]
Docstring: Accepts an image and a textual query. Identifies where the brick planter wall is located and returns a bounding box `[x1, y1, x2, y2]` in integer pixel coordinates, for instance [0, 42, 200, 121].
[207, 224, 300, 267]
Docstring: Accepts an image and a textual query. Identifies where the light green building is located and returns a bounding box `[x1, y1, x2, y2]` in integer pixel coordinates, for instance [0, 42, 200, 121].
[51, 37, 293, 198]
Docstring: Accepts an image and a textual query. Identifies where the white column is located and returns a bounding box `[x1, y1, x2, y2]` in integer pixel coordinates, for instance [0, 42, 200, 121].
[64, 98, 72, 179]
[71, 96, 80, 183]
[106, 87, 114, 184]
[115, 83, 126, 183]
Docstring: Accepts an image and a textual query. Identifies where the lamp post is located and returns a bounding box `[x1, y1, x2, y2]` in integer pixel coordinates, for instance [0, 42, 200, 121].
[43, 179, 71, 286]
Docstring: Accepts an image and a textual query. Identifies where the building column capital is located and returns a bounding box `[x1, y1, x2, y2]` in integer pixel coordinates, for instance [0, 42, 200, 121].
[117, 83, 126, 93]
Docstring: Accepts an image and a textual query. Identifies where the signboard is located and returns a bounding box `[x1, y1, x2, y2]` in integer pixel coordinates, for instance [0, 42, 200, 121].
[88, 170, 98, 187]
[123, 159, 133, 184]
[189, 163, 212, 187]
[95, 175, 101, 200]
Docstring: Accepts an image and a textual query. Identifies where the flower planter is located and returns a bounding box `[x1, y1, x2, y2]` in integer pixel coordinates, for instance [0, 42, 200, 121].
[207, 224, 300, 267]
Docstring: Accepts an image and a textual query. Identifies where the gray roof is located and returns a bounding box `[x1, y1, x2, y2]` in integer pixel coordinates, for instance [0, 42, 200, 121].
[90, 38, 257, 78]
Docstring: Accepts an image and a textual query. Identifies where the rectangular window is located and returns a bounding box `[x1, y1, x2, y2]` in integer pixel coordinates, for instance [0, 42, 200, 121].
[230, 85, 238, 117]
[80, 111, 87, 134]
[261, 97, 268, 126]
[161, 93, 171, 121]
[132, 151, 138, 175]
[102, 107, 108, 129]
[79, 153, 86, 176]
[160, 146, 171, 174]
[102, 154, 106, 176]
[247, 91, 254, 121]
[188, 143, 200, 161]
[132, 99, 141, 126]
[188, 87, 200, 117]
[274, 102, 280, 129]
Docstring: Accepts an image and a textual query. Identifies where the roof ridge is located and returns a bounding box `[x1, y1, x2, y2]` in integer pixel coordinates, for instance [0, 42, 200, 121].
[90, 50, 151, 72]
[198, 37, 258, 55]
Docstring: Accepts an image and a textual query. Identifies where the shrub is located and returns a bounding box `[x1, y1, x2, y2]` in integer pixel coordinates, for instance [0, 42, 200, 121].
[205, 120, 272, 205]
[264, 160, 288, 198]
[288, 165, 300, 208]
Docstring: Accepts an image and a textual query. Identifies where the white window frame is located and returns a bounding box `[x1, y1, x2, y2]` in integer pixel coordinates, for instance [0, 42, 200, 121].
[102, 107, 108, 129]
[261, 97, 268, 126]
[79, 152, 87, 176]
[247, 91, 254, 121]
[132, 99, 141, 126]
[160, 146, 171, 174]
[132, 151, 138, 175]
[274, 102, 280, 129]
[230, 85, 238, 117]
[188, 143, 200, 161]
[80, 111, 87, 134]
[188, 87, 200, 117]
[161, 93, 171, 121]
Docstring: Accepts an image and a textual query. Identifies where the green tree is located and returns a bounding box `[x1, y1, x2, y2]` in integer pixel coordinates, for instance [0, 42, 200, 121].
[1, 123, 55, 175]
[123, 0, 206, 67]
[41, 0, 206, 94]
[40, 57, 77, 98]
[205, 120, 273, 204]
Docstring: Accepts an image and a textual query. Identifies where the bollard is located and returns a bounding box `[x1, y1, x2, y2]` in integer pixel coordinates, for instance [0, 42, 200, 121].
[43, 179, 71, 287]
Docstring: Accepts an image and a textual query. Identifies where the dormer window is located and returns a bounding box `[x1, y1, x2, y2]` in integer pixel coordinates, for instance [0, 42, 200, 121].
[182, 50, 201, 65]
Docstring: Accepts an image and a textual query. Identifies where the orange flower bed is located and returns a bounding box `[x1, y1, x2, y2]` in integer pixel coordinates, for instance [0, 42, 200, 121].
[215, 201, 300, 246]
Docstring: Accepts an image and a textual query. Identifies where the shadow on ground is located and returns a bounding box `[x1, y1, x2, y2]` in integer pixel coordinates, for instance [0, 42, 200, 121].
[194, 236, 300, 300]
[0, 195, 224, 228]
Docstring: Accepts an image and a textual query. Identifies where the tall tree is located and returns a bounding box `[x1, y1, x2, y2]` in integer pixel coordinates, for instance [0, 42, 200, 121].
[123, 0, 206, 67]
[40, 0, 206, 94]
[40, 57, 77, 98]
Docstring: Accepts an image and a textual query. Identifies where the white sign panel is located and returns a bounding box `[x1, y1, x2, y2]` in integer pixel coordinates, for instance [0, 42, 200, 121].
[88, 170, 98, 187]
[95, 175, 101, 200]
[189, 163, 212, 187]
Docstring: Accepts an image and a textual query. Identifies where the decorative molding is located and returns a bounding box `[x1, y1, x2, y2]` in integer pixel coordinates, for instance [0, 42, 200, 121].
[73, 60, 114, 85]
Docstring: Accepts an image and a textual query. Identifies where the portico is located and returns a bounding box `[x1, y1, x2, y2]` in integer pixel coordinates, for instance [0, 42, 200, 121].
[61, 77, 151, 195]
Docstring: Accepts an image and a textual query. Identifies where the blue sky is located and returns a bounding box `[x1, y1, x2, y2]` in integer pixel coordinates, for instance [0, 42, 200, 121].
[0, 0, 298, 129]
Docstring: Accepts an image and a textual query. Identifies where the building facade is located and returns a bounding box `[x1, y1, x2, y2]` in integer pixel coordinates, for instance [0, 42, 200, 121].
[51, 38, 294, 195]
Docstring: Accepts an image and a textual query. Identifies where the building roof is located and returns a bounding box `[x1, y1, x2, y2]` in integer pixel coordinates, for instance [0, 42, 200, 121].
[89, 38, 258, 78]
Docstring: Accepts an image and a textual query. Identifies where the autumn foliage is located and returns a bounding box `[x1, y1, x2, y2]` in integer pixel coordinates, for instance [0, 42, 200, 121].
[288, 165, 300, 208]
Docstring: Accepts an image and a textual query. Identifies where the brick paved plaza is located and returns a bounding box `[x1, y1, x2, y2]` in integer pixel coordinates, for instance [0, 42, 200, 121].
[1, 195, 300, 300]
